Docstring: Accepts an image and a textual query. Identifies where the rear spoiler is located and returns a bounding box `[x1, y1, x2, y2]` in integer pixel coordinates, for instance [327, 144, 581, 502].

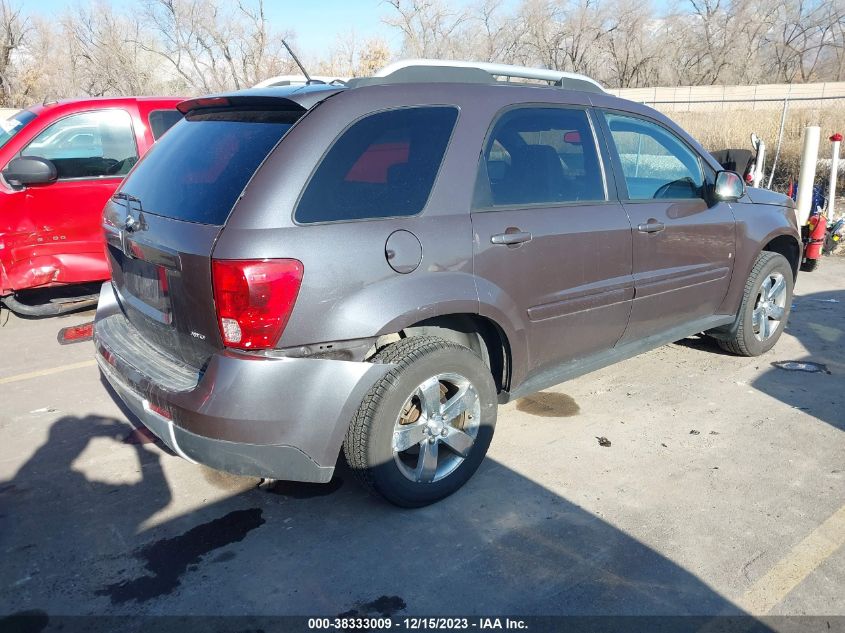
[177, 88, 345, 115]
[176, 96, 306, 115]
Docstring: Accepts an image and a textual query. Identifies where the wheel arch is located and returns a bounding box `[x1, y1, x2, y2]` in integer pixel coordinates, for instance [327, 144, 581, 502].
[381, 313, 513, 394]
[762, 234, 801, 280]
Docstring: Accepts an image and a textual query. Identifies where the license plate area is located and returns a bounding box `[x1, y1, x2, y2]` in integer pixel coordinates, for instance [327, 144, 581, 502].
[110, 245, 171, 321]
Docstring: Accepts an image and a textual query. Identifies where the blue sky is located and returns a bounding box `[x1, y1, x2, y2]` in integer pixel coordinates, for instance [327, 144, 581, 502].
[263, 1, 401, 57]
[25, 0, 406, 58]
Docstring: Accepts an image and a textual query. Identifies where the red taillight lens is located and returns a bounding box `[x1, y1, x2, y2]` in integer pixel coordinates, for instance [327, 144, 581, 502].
[57, 322, 94, 345]
[211, 259, 304, 350]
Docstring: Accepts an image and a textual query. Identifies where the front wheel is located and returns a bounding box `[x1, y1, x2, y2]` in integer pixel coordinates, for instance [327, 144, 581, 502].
[717, 251, 794, 356]
[344, 336, 498, 507]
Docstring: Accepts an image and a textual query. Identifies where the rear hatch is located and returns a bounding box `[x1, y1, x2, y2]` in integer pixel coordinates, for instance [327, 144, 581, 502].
[102, 95, 322, 371]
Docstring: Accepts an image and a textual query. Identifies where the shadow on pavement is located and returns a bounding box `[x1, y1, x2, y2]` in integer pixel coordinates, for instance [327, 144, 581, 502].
[0, 284, 100, 321]
[751, 289, 844, 432]
[673, 287, 843, 432]
[0, 404, 762, 619]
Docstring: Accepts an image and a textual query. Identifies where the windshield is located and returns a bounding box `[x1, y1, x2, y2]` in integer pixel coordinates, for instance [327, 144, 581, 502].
[120, 108, 301, 225]
[0, 110, 37, 151]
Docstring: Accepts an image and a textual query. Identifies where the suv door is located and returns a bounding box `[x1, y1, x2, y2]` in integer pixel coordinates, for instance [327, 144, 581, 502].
[10, 108, 140, 285]
[600, 111, 736, 343]
[471, 106, 634, 377]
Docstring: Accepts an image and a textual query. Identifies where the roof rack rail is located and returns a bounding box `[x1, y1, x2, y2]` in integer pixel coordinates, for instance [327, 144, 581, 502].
[253, 74, 349, 88]
[371, 59, 605, 93]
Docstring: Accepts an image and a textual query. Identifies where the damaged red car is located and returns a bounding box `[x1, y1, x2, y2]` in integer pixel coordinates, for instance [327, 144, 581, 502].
[0, 97, 183, 315]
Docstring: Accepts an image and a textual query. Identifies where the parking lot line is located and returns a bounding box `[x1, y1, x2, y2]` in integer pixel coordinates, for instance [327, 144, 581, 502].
[738, 502, 845, 614]
[0, 360, 97, 385]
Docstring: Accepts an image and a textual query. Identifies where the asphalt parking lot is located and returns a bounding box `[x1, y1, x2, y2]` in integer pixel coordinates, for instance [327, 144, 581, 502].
[1, 259, 843, 619]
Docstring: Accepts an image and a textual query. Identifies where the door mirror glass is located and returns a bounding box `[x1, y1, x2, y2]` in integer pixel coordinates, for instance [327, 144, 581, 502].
[714, 170, 745, 201]
[2, 156, 58, 187]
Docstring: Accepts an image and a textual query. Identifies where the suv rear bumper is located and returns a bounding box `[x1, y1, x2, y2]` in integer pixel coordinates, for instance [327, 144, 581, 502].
[94, 282, 390, 483]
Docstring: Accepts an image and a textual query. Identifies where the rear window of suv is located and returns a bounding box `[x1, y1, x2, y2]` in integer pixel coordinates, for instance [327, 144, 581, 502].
[120, 109, 300, 225]
[295, 106, 459, 224]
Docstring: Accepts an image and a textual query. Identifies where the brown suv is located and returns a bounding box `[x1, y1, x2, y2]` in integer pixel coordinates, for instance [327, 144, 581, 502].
[93, 61, 801, 507]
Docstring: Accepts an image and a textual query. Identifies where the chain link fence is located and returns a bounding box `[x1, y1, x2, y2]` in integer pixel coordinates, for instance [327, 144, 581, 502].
[612, 83, 845, 194]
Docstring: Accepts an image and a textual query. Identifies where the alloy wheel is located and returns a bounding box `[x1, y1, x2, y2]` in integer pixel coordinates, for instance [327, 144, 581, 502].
[391, 372, 481, 483]
[752, 271, 787, 341]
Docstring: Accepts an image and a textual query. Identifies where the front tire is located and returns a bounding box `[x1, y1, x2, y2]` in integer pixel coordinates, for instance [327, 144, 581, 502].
[717, 251, 793, 356]
[344, 336, 498, 507]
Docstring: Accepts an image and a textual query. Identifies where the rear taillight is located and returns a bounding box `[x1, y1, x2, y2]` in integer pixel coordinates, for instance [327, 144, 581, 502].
[211, 259, 304, 350]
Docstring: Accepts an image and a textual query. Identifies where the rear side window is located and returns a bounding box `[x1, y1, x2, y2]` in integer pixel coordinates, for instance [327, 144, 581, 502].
[120, 109, 300, 225]
[21, 110, 138, 179]
[148, 109, 183, 140]
[477, 107, 605, 207]
[295, 107, 458, 224]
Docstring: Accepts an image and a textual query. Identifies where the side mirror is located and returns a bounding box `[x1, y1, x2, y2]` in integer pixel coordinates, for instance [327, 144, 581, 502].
[2, 156, 58, 188]
[714, 170, 745, 202]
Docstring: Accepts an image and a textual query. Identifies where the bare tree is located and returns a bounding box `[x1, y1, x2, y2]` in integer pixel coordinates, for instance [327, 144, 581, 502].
[681, 0, 735, 84]
[514, 0, 567, 70]
[558, 0, 606, 75]
[762, 0, 845, 82]
[62, 2, 160, 96]
[356, 38, 393, 76]
[470, 0, 523, 63]
[315, 30, 393, 77]
[0, 0, 27, 104]
[140, 0, 294, 92]
[602, 0, 660, 87]
[384, 0, 473, 58]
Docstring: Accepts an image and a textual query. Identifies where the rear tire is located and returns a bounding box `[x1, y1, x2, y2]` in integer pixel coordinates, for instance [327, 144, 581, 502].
[343, 336, 497, 507]
[717, 251, 793, 357]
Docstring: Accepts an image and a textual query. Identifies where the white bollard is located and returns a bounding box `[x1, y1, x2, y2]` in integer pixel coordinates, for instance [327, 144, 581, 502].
[753, 140, 766, 188]
[796, 126, 821, 227]
[829, 133, 842, 221]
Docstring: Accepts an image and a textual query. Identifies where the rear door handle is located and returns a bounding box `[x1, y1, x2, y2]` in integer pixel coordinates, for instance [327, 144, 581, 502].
[637, 221, 666, 234]
[491, 231, 533, 246]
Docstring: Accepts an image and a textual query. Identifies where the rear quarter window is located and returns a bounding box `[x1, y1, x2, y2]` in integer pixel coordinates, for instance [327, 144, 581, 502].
[295, 106, 459, 224]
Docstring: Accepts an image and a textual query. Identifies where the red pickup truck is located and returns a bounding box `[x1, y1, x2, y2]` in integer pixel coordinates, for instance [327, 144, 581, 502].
[0, 97, 183, 315]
